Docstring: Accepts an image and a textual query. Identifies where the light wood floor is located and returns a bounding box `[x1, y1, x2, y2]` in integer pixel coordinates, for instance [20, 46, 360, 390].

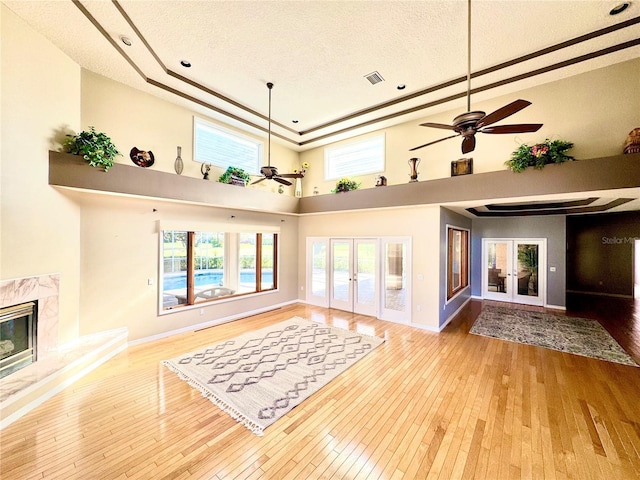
[2, 300, 640, 479]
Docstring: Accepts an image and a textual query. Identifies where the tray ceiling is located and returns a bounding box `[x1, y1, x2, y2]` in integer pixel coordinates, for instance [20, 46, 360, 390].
[4, 0, 640, 150]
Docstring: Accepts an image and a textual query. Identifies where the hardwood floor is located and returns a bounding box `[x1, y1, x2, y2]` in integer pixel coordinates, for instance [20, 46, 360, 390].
[2, 301, 640, 479]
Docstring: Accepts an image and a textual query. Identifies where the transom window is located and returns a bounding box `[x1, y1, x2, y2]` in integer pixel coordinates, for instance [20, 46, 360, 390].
[324, 133, 385, 180]
[193, 117, 262, 174]
[161, 229, 278, 311]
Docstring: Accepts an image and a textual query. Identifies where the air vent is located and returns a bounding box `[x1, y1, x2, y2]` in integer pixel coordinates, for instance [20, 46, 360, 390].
[364, 71, 385, 85]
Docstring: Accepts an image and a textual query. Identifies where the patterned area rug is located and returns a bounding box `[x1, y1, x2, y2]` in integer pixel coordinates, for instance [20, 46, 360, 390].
[162, 317, 384, 436]
[470, 305, 637, 367]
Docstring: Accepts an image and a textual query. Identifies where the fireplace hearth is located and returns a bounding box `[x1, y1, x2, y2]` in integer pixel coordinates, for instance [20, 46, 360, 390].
[0, 301, 37, 379]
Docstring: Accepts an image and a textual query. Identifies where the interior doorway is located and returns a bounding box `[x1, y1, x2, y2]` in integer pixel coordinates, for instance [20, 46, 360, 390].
[482, 238, 546, 306]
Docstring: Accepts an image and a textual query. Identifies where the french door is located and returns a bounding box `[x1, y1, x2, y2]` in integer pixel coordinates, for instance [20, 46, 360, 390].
[330, 239, 378, 316]
[482, 238, 546, 306]
[306, 237, 411, 322]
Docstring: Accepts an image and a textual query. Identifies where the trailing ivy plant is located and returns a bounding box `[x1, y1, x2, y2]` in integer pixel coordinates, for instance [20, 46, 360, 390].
[64, 126, 122, 172]
[505, 139, 574, 173]
[218, 166, 251, 185]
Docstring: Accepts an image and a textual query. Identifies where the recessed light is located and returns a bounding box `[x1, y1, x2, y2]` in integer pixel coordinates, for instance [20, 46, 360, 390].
[609, 2, 630, 15]
[119, 35, 132, 47]
[397, 84, 406, 90]
[180, 60, 191, 68]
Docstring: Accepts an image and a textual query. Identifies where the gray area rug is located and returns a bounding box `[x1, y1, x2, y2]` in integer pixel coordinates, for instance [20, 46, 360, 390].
[162, 317, 384, 435]
[470, 305, 637, 367]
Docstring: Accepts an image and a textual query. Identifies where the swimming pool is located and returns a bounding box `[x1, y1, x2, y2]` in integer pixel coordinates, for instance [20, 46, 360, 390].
[163, 270, 273, 290]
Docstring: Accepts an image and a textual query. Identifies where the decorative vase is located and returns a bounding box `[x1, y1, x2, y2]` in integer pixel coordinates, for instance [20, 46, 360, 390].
[295, 177, 302, 198]
[408, 157, 420, 182]
[174, 146, 184, 175]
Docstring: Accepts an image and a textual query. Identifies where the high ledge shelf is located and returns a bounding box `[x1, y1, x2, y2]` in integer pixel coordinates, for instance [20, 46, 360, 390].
[48, 151, 640, 215]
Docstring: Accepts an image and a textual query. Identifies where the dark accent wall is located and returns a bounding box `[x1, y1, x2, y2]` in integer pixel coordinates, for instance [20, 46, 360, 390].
[440, 208, 472, 326]
[471, 216, 566, 307]
[566, 211, 640, 296]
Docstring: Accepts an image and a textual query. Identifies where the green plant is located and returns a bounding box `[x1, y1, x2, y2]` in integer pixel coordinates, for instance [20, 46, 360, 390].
[218, 166, 251, 185]
[505, 139, 574, 172]
[64, 126, 121, 172]
[331, 177, 361, 193]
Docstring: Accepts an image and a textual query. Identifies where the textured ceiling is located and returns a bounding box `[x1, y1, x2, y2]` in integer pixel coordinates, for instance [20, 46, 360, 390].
[4, 0, 640, 150]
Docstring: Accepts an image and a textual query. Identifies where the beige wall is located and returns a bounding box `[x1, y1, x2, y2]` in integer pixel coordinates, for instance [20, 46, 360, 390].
[75, 192, 298, 341]
[81, 70, 300, 195]
[300, 58, 640, 195]
[1, 5, 82, 342]
[298, 206, 440, 329]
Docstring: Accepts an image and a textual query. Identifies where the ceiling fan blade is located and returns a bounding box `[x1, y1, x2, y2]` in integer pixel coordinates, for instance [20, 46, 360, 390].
[476, 99, 532, 128]
[480, 124, 543, 134]
[409, 133, 460, 151]
[419, 122, 457, 130]
[274, 177, 292, 186]
[279, 173, 304, 179]
[461, 135, 476, 154]
[251, 177, 267, 185]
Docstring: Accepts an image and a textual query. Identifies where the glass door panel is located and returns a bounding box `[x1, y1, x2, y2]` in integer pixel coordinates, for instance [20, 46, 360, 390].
[485, 240, 510, 299]
[330, 240, 353, 311]
[354, 239, 378, 316]
[306, 238, 329, 307]
[380, 238, 411, 323]
[311, 242, 327, 298]
[516, 243, 539, 298]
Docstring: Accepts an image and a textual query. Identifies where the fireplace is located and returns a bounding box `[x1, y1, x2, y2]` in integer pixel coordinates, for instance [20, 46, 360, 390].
[0, 301, 37, 379]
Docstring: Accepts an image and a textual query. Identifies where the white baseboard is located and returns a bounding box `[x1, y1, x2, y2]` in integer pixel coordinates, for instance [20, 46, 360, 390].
[129, 300, 299, 346]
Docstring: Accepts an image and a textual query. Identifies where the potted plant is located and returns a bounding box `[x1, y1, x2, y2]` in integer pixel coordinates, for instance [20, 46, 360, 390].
[64, 126, 122, 172]
[218, 166, 251, 186]
[332, 177, 361, 193]
[505, 139, 574, 172]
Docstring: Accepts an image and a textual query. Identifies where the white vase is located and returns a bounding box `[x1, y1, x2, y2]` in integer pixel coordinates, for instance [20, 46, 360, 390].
[295, 178, 302, 198]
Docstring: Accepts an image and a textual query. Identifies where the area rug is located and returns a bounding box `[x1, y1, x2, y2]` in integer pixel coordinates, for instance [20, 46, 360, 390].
[470, 305, 638, 367]
[162, 317, 384, 435]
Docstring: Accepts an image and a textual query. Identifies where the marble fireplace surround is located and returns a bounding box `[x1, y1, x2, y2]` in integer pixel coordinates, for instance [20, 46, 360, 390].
[0, 274, 60, 360]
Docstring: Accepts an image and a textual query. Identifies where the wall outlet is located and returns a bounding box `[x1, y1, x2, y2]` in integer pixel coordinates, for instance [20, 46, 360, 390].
[549, 266, 556, 272]
[417, 274, 424, 281]
[417, 304, 422, 311]
[147, 278, 153, 285]
[200, 308, 204, 315]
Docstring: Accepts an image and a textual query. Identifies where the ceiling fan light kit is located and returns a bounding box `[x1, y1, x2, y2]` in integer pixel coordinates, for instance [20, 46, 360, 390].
[410, 0, 543, 155]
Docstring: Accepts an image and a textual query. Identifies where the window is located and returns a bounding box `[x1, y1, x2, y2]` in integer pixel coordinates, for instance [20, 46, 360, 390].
[193, 117, 262, 174]
[161, 229, 278, 311]
[324, 133, 385, 180]
[447, 226, 469, 300]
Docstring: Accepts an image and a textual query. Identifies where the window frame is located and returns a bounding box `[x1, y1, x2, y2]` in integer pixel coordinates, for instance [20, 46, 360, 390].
[324, 133, 385, 181]
[446, 225, 470, 301]
[193, 116, 263, 174]
[160, 229, 278, 313]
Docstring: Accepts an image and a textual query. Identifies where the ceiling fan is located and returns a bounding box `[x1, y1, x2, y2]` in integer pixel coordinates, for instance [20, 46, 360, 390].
[252, 82, 303, 186]
[410, 0, 542, 155]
